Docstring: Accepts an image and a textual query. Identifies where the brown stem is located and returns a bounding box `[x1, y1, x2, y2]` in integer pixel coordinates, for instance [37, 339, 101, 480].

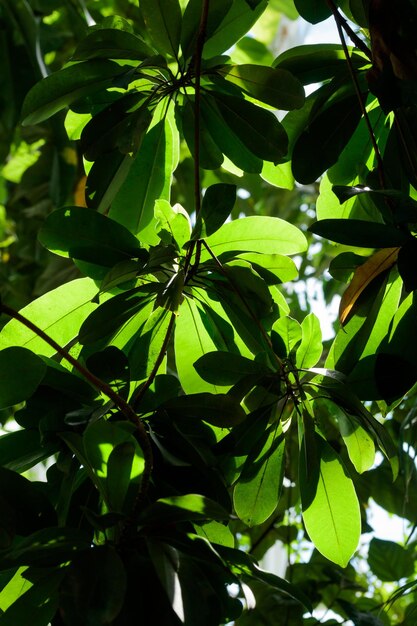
[326, 0, 371, 59]
[327, 0, 386, 190]
[193, 0, 210, 218]
[0, 303, 153, 499]
[183, 0, 210, 280]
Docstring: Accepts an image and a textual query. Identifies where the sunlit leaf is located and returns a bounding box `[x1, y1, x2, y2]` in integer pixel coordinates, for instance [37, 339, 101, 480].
[202, 216, 307, 261]
[295, 313, 322, 369]
[109, 101, 179, 243]
[0, 279, 100, 356]
[299, 432, 361, 567]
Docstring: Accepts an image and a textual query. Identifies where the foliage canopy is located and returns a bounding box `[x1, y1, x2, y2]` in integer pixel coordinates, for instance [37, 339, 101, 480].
[1, 0, 417, 624]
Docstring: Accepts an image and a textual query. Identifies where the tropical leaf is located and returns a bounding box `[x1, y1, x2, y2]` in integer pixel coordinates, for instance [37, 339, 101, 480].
[21, 60, 131, 126]
[339, 248, 400, 324]
[299, 432, 361, 567]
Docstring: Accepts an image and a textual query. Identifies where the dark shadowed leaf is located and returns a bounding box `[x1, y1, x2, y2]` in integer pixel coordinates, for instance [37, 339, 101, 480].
[294, 0, 332, 23]
[212, 92, 288, 164]
[176, 99, 224, 170]
[163, 393, 246, 427]
[309, 219, 410, 247]
[181, 0, 233, 60]
[138, 494, 229, 526]
[192, 183, 236, 239]
[292, 95, 363, 184]
[60, 546, 126, 626]
[194, 351, 270, 385]
[0, 347, 46, 409]
[368, 538, 414, 582]
[140, 0, 182, 57]
[234, 424, 285, 526]
[21, 60, 131, 126]
[72, 28, 155, 61]
[39, 207, 142, 267]
[218, 64, 305, 110]
[274, 44, 369, 85]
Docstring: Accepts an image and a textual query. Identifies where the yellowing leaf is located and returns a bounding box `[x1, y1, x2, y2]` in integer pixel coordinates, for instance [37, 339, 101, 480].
[74, 175, 87, 207]
[339, 247, 400, 325]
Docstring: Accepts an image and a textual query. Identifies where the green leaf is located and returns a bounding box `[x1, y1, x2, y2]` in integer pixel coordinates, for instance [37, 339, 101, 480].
[176, 99, 224, 170]
[109, 101, 179, 243]
[128, 307, 171, 381]
[72, 28, 155, 61]
[0, 466, 56, 540]
[174, 296, 220, 393]
[272, 316, 302, 358]
[140, 0, 182, 57]
[274, 44, 369, 85]
[60, 546, 126, 626]
[234, 423, 285, 526]
[202, 0, 268, 59]
[0, 528, 91, 569]
[237, 253, 298, 284]
[163, 392, 246, 427]
[368, 538, 415, 582]
[155, 200, 191, 250]
[146, 541, 184, 622]
[294, 0, 332, 23]
[39, 207, 142, 266]
[194, 351, 270, 385]
[0, 278, 100, 357]
[181, 0, 233, 60]
[194, 521, 234, 548]
[202, 216, 307, 260]
[83, 419, 144, 509]
[200, 94, 263, 173]
[309, 219, 410, 248]
[21, 60, 131, 126]
[192, 183, 236, 239]
[218, 64, 305, 110]
[292, 95, 363, 184]
[80, 94, 152, 162]
[212, 92, 288, 164]
[78, 285, 158, 345]
[138, 494, 229, 526]
[0, 348, 46, 409]
[0, 430, 57, 474]
[86, 152, 134, 213]
[295, 313, 322, 370]
[0, 567, 65, 626]
[299, 432, 361, 567]
[336, 408, 376, 473]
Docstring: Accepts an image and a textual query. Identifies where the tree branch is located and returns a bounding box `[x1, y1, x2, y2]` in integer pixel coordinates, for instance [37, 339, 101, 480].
[0, 303, 153, 500]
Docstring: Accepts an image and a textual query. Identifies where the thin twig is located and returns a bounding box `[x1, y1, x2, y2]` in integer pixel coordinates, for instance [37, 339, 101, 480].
[193, 0, 210, 218]
[326, 0, 371, 58]
[131, 311, 176, 411]
[327, 0, 386, 190]
[0, 303, 153, 498]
